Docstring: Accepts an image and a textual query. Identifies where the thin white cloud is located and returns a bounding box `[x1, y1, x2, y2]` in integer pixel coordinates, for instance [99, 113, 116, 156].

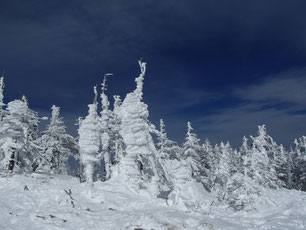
[193, 68, 306, 147]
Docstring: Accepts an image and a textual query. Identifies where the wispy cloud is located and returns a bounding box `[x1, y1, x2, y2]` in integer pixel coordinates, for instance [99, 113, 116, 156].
[191, 68, 306, 147]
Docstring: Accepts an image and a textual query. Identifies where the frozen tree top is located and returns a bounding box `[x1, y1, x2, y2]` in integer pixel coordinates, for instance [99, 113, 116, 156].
[113, 95, 122, 113]
[21, 95, 28, 105]
[257, 124, 267, 137]
[101, 73, 113, 110]
[51, 105, 60, 125]
[7, 99, 28, 114]
[134, 60, 147, 98]
[187, 121, 193, 135]
[88, 103, 98, 116]
[0, 76, 4, 107]
[93, 85, 98, 105]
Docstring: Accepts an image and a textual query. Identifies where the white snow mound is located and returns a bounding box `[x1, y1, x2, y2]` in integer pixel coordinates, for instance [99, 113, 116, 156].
[0, 173, 306, 230]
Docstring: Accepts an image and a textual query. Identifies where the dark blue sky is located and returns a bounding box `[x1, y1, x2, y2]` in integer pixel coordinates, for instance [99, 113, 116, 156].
[1, 0, 306, 148]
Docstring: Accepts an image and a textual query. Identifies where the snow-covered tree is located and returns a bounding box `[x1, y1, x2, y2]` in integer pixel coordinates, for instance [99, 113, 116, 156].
[222, 137, 260, 211]
[0, 74, 5, 121]
[0, 99, 40, 172]
[223, 172, 259, 211]
[239, 136, 252, 176]
[292, 136, 306, 191]
[201, 138, 215, 171]
[182, 122, 203, 182]
[200, 138, 215, 192]
[78, 89, 101, 188]
[249, 125, 283, 188]
[37, 105, 78, 174]
[157, 119, 180, 160]
[213, 142, 233, 199]
[117, 60, 170, 196]
[100, 74, 115, 180]
[165, 122, 210, 210]
[112, 95, 124, 166]
[274, 144, 292, 188]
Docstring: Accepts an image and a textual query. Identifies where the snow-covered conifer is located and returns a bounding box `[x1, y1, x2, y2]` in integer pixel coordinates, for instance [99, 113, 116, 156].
[222, 137, 260, 211]
[213, 142, 233, 198]
[78, 88, 101, 188]
[37, 105, 78, 174]
[157, 119, 180, 160]
[0, 74, 5, 121]
[201, 138, 215, 171]
[182, 122, 203, 182]
[249, 125, 283, 188]
[112, 95, 124, 166]
[274, 144, 291, 188]
[239, 136, 252, 176]
[223, 172, 259, 211]
[0, 99, 40, 172]
[292, 136, 306, 191]
[117, 60, 170, 196]
[200, 138, 215, 192]
[100, 74, 114, 180]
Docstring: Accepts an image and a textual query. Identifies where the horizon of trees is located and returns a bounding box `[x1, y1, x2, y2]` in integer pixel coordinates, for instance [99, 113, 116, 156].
[0, 62, 306, 211]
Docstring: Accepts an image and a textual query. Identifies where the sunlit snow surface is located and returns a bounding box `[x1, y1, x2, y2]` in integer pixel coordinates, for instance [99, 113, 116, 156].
[1, 173, 306, 230]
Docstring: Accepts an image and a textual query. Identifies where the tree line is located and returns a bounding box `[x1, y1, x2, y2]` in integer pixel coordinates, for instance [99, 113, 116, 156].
[0, 62, 305, 211]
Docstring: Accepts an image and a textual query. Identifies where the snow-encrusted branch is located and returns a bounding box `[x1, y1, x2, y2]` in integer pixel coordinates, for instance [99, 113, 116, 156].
[0, 74, 5, 121]
[134, 60, 147, 98]
[0, 74, 4, 106]
[101, 73, 113, 110]
[93, 85, 98, 105]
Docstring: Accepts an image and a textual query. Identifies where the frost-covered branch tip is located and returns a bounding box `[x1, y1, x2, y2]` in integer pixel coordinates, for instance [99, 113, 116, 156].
[22, 95, 28, 105]
[93, 85, 98, 105]
[135, 60, 147, 95]
[101, 73, 114, 110]
[0, 72, 4, 89]
[0, 72, 5, 121]
[0, 72, 5, 105]
[187, 121, 193, 134]
[101, 73, 114, 94]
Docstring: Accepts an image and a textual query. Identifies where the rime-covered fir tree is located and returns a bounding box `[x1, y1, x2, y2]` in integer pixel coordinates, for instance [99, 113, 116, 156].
[156, 119, 181, 191]
[168, 122, 210, 209]
[100, 74, 115, 180]
[239, 136, 252, 176]
[292, 136, 306, 191]
[222, 137, 259, 211]
[0, 98, 39, 172]
[111, 95, 125, 171]
[249, 125, 283, 188]
[201, 138, 216, 192]
[112, 95, 123, 164]
[274, 144, 291, 188]
[201, 138, 215, 171]
[182, 122, 203, 182]
[0, 74, 5, 121]
[37, 105, 78, 174]
[223, 171, 259, 211]
[117, 60, 170, 196]
[212, 142, 233, 199]
[21, 96, 39, 143]
[157, 119, 180, 161]
[78, 88, 101, 189]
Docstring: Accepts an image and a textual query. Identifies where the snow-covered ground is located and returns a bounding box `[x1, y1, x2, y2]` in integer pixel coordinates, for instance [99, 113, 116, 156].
[1, 173, 306, 230]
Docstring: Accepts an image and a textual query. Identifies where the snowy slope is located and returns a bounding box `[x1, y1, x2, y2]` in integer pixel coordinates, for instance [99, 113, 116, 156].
[0, 173, 306, 230]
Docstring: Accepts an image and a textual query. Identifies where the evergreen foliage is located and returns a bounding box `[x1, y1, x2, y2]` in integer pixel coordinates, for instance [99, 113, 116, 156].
[182, 122, 203, 182]
[78, 102, 101, 188]
[0, 99, 40, 172]
[37, 105, 78, 174]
